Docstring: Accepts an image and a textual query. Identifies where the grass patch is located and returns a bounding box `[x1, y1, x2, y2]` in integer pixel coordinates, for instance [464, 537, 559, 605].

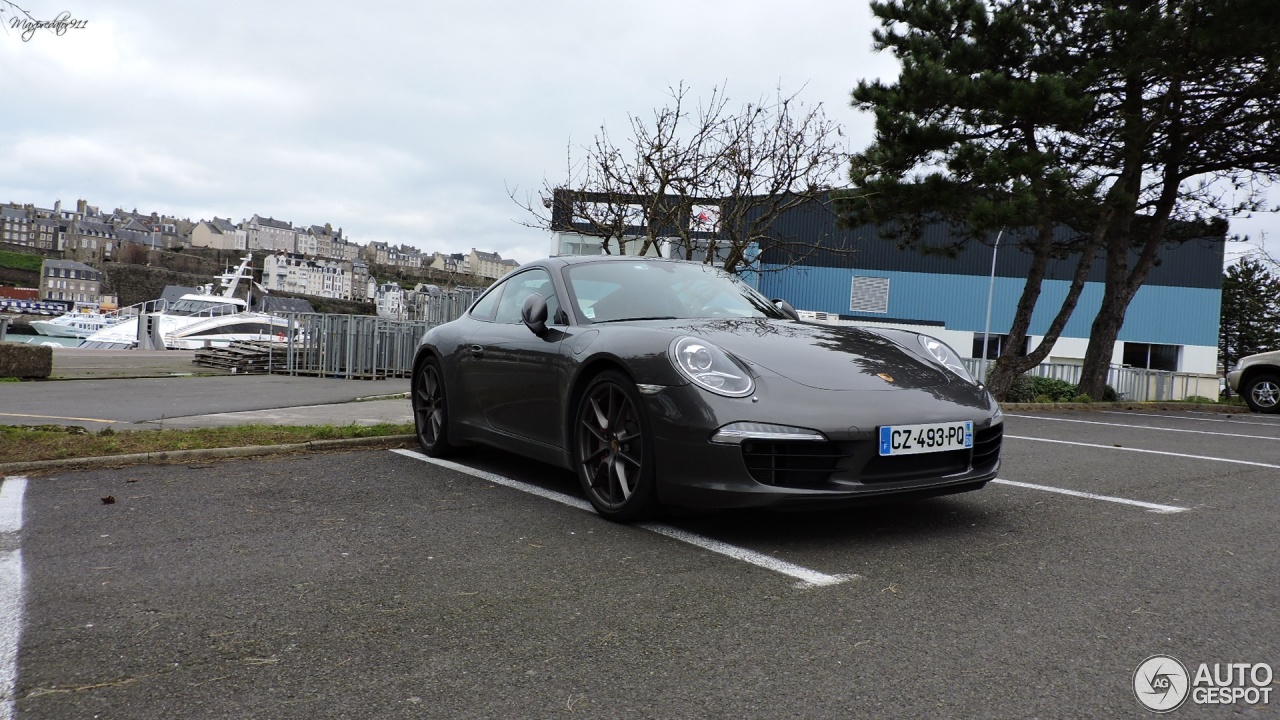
[0, 249, 43, 273]
[0, 422, 414, 464]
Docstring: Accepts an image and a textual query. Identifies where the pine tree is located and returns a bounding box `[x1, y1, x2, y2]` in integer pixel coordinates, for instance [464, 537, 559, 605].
[844, 0, 1280, 399]
[838, 0, 1108, 399]
[1219, 258, 1280, 391]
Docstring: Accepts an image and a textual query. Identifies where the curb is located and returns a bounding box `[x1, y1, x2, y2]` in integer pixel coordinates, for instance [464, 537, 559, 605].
[1000, 401, 1252, 414]
[0, 434, 416, 474]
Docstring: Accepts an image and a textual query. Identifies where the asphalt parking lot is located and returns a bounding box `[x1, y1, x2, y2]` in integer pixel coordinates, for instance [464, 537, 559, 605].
[2, 409, 1277, 718]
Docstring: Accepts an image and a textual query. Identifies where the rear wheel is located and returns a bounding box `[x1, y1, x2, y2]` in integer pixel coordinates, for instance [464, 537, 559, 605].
[1243, 373, 1280, 413]
[413, 357, 454, 456]
[574, 371, 658, 522]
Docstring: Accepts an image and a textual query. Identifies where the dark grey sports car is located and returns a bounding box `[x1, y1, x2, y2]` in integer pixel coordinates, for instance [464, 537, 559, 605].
[411, 255, 1002, 521]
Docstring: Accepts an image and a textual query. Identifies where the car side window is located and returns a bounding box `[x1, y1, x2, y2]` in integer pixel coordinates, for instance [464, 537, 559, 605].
[493, 269, 561, 325]
[469, 284, 503, 321]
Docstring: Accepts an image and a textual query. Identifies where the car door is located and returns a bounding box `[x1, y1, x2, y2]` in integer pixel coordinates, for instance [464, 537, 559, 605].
[448, 280, 503, 432]
[466, 268, 568, 447]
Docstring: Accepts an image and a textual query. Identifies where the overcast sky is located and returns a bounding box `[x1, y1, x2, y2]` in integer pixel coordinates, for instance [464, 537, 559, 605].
[1, 0, 1275, 266]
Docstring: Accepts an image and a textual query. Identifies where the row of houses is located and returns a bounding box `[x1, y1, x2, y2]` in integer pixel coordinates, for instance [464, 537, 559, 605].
[1, 200, 191, 260]
[191, 216, 364, 263]
[2, 198, 520, 305]
[361, 243, 518, 280]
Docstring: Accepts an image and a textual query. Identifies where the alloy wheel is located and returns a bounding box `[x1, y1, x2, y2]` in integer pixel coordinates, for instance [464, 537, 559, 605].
[1252, 379, 1280, 409]
[577, 381, 645, 509]
[415, 363, 445, 447]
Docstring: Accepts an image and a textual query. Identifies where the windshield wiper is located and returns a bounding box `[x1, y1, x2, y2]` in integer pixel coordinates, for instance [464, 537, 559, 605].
[592, 316, 678, 324]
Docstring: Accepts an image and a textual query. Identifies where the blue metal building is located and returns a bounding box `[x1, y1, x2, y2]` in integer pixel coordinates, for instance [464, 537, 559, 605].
[754, 207, 1224, 374]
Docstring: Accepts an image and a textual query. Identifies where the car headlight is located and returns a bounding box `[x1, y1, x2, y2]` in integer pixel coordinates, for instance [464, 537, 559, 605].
[669, 336, 755, 397]
[919, 335, 975, 384]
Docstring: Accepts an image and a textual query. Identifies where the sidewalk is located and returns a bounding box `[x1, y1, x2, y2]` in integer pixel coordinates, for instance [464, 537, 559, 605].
[154, 396, 413, 429]
[47, 347, 231, 379]
[2, 348, 415, 431]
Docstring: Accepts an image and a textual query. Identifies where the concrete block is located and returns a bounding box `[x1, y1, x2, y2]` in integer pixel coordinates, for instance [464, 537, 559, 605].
[0, 342, 53, 378]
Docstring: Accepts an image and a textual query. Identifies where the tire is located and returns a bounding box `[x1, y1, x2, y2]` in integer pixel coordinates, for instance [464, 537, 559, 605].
[573, 370, 659, 522]
[412, 356, 455, 456]
[1243, 373, 1280, 414]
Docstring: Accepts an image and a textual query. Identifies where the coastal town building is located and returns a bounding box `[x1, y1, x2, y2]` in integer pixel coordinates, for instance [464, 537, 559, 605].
[351, 258, 371, 301]
[262, 252, 354, 300]
[39, 259, 105, 304]
[1, 205, 34, 247]
[428, 252, 462, 273]
[245, 215, 296, 253]
[374, 282, 404, 319]
[191, 218, 248, 251]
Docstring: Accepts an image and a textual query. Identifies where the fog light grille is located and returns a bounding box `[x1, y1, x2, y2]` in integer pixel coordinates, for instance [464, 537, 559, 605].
[972, 423, 1003, 469]
[741, 441, 842, 486]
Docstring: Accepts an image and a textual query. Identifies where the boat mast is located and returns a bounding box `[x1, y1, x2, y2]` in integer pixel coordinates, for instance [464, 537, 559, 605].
[218, 254, 254, 300]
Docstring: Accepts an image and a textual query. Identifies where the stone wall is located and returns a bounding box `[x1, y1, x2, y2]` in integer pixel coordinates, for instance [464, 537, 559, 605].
[101, 263, 221, 307]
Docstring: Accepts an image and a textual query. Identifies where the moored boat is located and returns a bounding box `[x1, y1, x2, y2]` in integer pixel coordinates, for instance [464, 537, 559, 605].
[78, 254, 296, 350]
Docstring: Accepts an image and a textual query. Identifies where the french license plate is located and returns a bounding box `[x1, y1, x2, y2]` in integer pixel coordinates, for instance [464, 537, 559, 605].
[878, 421, 973, 456]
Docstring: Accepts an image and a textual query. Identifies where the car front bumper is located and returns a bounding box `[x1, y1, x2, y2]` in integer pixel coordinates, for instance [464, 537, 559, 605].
[1227, 369, 1243, 391]
[641, 376, 1002, 509]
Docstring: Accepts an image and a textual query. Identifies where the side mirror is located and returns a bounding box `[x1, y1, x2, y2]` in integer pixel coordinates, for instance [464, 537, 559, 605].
[773, 298, 800, 321]
[521, 293, 548, 336]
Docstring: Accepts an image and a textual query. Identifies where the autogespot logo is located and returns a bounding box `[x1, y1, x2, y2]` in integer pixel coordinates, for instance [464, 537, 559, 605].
[1134, 655, 1275, 713]
[1134, 655, 1190, 713]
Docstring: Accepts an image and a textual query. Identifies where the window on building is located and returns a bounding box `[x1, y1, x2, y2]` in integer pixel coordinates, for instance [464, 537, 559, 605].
[973, 334, 1029, 360]
[849, 276, 890, 314]
[1122, 342, 1179, 371]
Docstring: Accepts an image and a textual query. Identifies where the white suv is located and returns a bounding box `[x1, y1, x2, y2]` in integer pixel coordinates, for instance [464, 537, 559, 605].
[1227, 350, 1280, 413]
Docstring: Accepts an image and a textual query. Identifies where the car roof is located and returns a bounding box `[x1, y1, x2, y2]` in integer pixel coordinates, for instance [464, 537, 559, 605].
[539, 254, 701, 269]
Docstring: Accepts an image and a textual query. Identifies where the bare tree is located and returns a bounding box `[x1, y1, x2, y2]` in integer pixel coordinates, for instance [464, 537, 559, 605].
[513, 84, 851, 273]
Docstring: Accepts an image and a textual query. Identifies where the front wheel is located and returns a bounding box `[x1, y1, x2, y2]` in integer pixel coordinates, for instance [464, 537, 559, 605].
[574, 371, 659, 522]
[1243, 373, 1280, 413]
[412, 356, 455, 456]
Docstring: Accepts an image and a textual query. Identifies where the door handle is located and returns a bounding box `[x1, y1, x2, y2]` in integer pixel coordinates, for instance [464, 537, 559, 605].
[469, 344, 484, 358]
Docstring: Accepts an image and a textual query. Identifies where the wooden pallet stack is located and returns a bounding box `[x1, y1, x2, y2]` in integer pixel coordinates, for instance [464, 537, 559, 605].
[193, 341, 290, 374]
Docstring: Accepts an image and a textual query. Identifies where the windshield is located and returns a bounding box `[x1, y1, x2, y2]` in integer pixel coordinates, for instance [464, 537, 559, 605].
[170, 298, 244, 315]
[564, 260, 787, 324]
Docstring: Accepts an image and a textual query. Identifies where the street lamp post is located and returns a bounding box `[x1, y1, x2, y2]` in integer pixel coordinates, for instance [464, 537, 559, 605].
[981, 230, 1004, 381]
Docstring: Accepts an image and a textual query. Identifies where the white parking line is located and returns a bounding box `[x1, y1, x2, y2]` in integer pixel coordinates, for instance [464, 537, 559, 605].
[1100, 410, 1280, 428]
[390, 449, 856, 589]
[991, 478, 1188, 514]
[0, 477, 26, 534]
[1007, 414, 1280, 441]
[1006, 435, 1280, 469]
[1, 476, 29, 720]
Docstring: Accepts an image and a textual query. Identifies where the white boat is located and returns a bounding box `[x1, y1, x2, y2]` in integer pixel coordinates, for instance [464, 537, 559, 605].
[29, 304, 116, 338]
[29, 301, 154, 339]
[79, 254, 295, 350]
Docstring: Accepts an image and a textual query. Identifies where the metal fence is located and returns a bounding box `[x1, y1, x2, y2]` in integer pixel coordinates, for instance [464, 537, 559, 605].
[269, 313, 430, 379]
[965, 358, 1220, 402]
[264, 290, 481, 379]
[407, 287, 485, 326]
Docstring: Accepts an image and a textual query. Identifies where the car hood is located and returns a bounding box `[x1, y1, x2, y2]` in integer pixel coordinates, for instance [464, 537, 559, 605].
[661, 318, 953, 391]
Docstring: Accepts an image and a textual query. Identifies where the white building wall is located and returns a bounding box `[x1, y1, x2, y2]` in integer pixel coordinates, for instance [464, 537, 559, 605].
[1026, 336, 1217, 375]
[1179, 345, 1219, 375]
